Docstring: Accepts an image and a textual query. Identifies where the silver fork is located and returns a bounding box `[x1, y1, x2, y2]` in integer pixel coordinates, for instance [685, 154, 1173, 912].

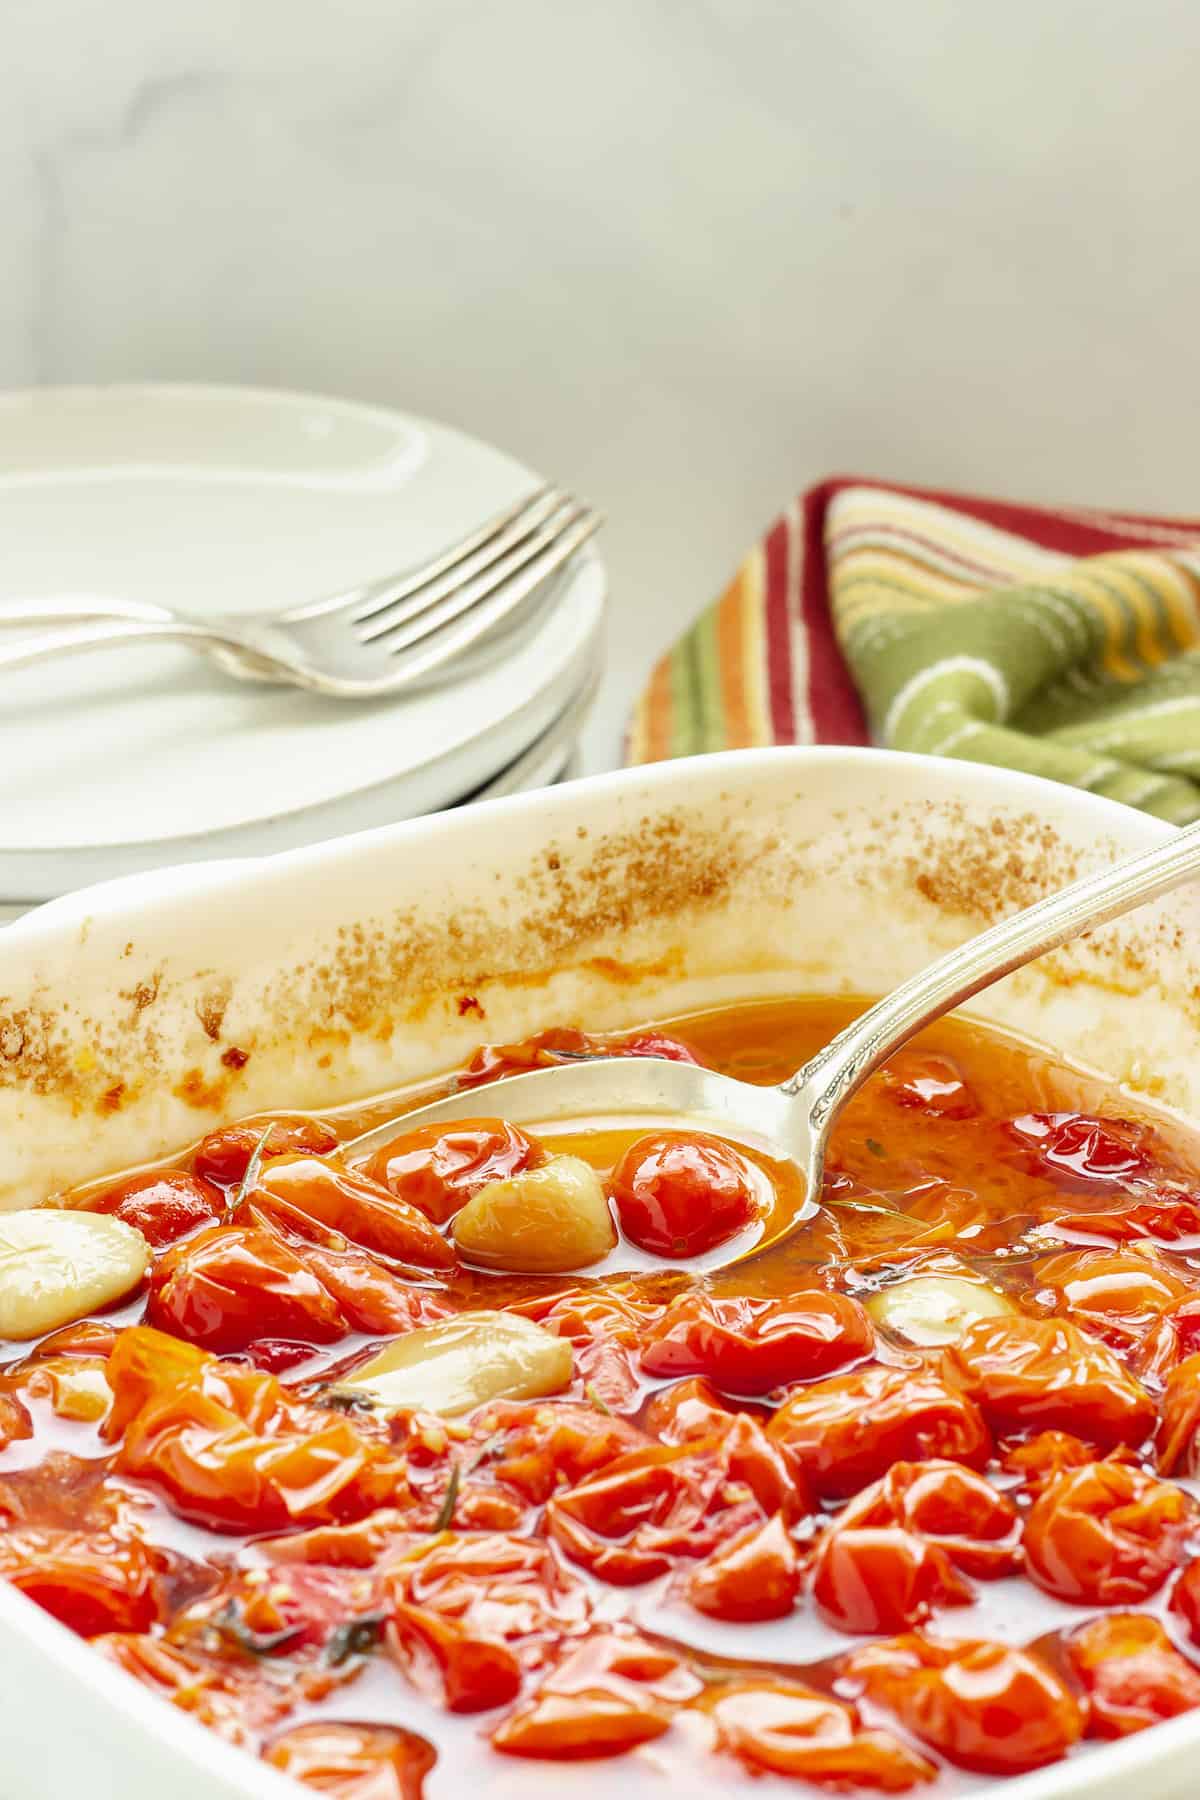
[0, 487, 601, 696]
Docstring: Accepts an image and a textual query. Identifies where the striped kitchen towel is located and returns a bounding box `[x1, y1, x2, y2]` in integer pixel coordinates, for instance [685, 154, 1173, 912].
[627, 478, 1200, 824]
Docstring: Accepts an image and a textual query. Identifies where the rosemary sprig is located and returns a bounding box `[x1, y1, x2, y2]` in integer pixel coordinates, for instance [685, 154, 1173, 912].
[324, 1611, 387, 1668]
[209, 1597, 304, 1659]
[432, 1458, 461, 1531]
[584, 1382, 613, 1417]
[231, 1125, 276, 1209]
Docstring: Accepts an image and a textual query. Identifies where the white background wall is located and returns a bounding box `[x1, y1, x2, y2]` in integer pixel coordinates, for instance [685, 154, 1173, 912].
[6, 0, 1200, 767]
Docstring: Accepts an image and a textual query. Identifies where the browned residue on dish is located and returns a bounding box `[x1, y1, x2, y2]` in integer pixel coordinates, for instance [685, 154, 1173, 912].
[1, 797, 1197, 1123]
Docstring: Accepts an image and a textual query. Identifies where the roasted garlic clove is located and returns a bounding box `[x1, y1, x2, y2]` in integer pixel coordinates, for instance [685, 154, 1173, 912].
[0, 1211, 150, 1341]
[451, 1154, 616, 1273]
[335, 1310, 573, 1416]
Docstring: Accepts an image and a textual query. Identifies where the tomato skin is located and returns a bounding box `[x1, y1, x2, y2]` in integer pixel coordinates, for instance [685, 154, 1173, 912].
[610, 1131, 760, 1259]
[547, 1413, 797, 1585]
[362, 1119, 541, 1226]
[767, 1364, 991, 1499]
[1033, 1248, 1190, 1346]
[641, 1377, 735, 1445]
[0, 1526, 166, 1636]
[812, 1526, 972, 1633]
[639, 1290, 873, 1394]
[491, 1631, 700, 1759]
[1024, 1460, 1194, 1604]
[1156, 1352, 1200, 1475]
[460, 1028, 700, 1091]
[246, 1156, 456, 1270]
[193, 1114, 339, 1188]
[1067, 1612, 1200, 1737]
[1004, 1112, 1153, 1189]
[388, 1601, 522, 1713]
[942, 1316, 1155, 1449]
[386, 1532, 590, 1669]
[104, 1326, 413, 1535]
[263, 1722, 435, 1800]
[684, 1514, 801, 1622]
[844, 1633, 1084, 1774]
[823, 1460, 1022, 1578]
[147, 1224, 348, 1352]
[702, 1680, 937, 1791]
[87, 1169, 224, 1248]
[1054, 1191, 1200, 1245]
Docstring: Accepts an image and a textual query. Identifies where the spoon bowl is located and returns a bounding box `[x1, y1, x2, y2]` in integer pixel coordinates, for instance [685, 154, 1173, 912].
[348, 816, 1200, 1266]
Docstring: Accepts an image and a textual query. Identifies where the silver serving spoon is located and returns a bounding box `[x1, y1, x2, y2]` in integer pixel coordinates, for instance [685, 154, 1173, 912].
[348, 819, 1200, 1262]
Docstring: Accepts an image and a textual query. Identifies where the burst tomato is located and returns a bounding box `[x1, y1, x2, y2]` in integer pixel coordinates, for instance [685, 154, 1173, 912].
[824, 1460, 1022, 1577]
[362, 1119, 541, 1225]
[767, 1364, 991, 1499]
[193, 1114, 339, 1188]
[1003, 1112, 1153, 1190]
[610, 1131, 760, 1258]
[683, 1514, 801, 1622]
[147, 1224, 348, 1351]
[87, 1169, 224, 1247]
[491, 1630, 700, 1758]
[1066, 1613, 1200, 1737]
[244, 1156, 455, 1269]
[844, 1633, 1084, 1773]
[702, 1679, 937, 1790]
[1024, 1460, 1195, 1604]
[639, 1290, 873, 1394]
[811, 1526, 972, 1634]
[942, 1317, 1154, 1449]
[0, 1525, 166, 1636]
[263, 1722, 435, 1800]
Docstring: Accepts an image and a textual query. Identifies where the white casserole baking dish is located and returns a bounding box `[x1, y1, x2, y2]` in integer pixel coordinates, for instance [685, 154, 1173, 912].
[2, 746, 1200, 1800]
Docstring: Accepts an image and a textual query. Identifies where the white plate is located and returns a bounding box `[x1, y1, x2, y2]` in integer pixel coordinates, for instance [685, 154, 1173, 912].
[0, 384, 604, 899]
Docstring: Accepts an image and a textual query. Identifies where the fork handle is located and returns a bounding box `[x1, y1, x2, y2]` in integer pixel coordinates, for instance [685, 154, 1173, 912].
[0, 617, 258, 674]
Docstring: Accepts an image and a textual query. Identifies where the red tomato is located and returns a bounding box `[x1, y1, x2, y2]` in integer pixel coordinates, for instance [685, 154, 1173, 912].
[702, 1680, 937, 1791]
[388, 1601, 522, 1713]
[1024, 1460, 1194, 1604]
[639, 1290, 873, 1394]
[246, 1156, 456, 1269]
[942, 1317, 1155, 1449]
[386, 1532, 590, 1671]
[0, 1526, 166, 1636]
[470, 1400, 650, 1507]
[1001, 1430, 1109, 1493]
[844, 1632, 1084, 1773]
[641, 1377, 736, 1445]
[193, 1113, 339, 1188]
[147, 1224, 348, 1352]
[177, 1563, 378, 1656]
[96, 1633, 292, 1747]
[1156, 1352, 1200, 1475]
[1003, 1112, 1153, 1190]
[1034, 1248, 1191, 1340]
[825, 1460, 1022, 1578]
[104, 1325, 413, 1535]
[547, 1414, 796, 1585]
[87, 1170, 224, 1248]
[1054, 1190, 1200, 1245]
[362, 1118, 540, 1225]
[767, 1364, 991, 1499]
[491, 1630, 700, 1759]
[263, 1722, 435, 1800]
[1170, 1558, 1200, 1643]
[811, 1525, 972, 1633]
[877, 1052, 978, 1119]
[1066, 1613, 1200, 1738]
[684, 1514, 801, 1622]
[609, 1131, 760, 1258]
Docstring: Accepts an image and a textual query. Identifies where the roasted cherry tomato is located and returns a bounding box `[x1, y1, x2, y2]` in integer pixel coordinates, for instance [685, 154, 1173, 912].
[0, 1525, 166, 1636]
[684, 1514, 801, 1622]
[1024, 1460, 1194, 1604]
[1066, 1612, 1200, 1737]
[609, 1131, 760, 1258]
[824, 1459, 1022, 1578]
[362, 1118, 541, 1225]
[1003, 1112, 1153, 1190]
[702, 1679, 937, 1790]
[1034, 1248, 1190, 1342]
[1169, 1557, 1200, 1644]
[148, 1224, 347, 1352]
[639, 1290, 873, 1393]
[1156, 1351, 1200, 1475]
[811, 1525, 972, 1634]
[244, 1156, 456, 1269]
[104, 1326, 412, 1534]
[263, 1721, 435, 1800]
[641, 1377, 735, 1445]
[1054, 1190, 1200, 1245]
[491, 1630, 700, 1758]
[767, 1364, 990, 1498]
[86, 1169, 224, 1248]
[844, 1632, 1084, 1773]
[193, 1114, 339, 1188]
[942, 1316, 1155, 1449]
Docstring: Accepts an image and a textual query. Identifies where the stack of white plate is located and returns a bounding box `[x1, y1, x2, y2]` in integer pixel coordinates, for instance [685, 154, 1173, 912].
[0, 387, 605, 922]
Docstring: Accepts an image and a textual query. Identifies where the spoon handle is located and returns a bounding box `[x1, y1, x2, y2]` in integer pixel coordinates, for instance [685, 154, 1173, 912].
[787, 817, 1200, 1132]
